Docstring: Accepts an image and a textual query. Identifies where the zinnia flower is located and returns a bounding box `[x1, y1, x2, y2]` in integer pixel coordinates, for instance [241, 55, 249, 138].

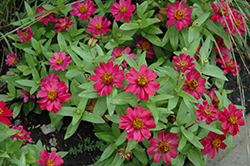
[183, 69, 206, 100]
[37, 150, 64, 166]
[87, 16, 111, 36]
[147, 130, 179, 164]
[195, 100, 218, 124]
[20, 89, 35, 103]
[226, 8, 246, 36]
[210, 0, 230, 26]
[206, 88, 220, 109]
[119, 106, 156, 142]
[0, 100, 13, 125]
[110, 0, 136, 23]
[166, 1, 193, 31]
[49, 52, 72, 71]
[10, 125, 32, 144]
[70, 0, 96, 21]
[124, 65, 160, 101]
[135, 36, 154, 59]
[214, 37, 233, 55]
[90, 61, 124, 96]
[117, 146, 132, 160]
[215, 54, 240, 76]
[218, 103, 245, 136]
[200, 131, 226, 158]
[54, 16, 75, 33]
[40, 73, 59, 87]
[36, 7, 58, 24]
[37, 78, 71, 113]
[173, 53, 196, 73]
[5, 53, 19, 66]
[109, 46, 135, 68]
[17, 27, 34, 43]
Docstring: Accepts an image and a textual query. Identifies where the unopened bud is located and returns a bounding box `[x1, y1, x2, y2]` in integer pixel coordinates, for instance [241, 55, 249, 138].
[137, 19, 141, 24]
[117, 33, 121, 37]
[204, 59, 209, 64]
[87, 38, 97, 47]
[137, 49, 142, 54]
[182, 47, 187, 52]
[193, 21, 199, 28]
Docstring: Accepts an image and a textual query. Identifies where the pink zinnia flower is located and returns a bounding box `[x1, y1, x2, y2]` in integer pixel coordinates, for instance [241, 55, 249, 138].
[110, 0, 136, 23]
[183, 69, 206, 100]
[194, 46, 201, 61]
[37, 150, 64, 166]
[147, 130, 179, 164]
[195, 100, 218, 125]
[215, 54, 240, 76]
[49, 52, 71, 71]
[36, 7, 58, 24]
[166, 1, 193, 31]
[200, 131, 226, 159]
[90, 62, 124, 96]
[70, 0, 96, 22]
[0, 100, 13, 125]
[54, 16, 75, 33]
[87, 16, 111, 36]
[124, 65, 160, 101]
[109, 46, 135, 68]
[117, 146, 132, 160]
[37, 78, 71, 113]
[5, 53, 19, 66]
[214, 37, 233, 55]
[17, 27, 34, 43]
[210, 0, 230, 26]
[173, 53, 196, 73]
[206, 88, 220, 109]
[20, 89, 35, 103]
[10, 125, 32, 144]
[218, 104, 245, 136]
[119, 106, 156, 142]
[226, 8, 246, 36]
[135, 36, 154, 59]
[40, 73, 59, 87]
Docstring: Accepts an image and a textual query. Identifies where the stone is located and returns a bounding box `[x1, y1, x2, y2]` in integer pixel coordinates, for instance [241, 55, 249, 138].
[14, 119, 22, 126]
[40, 124, 56, 135]
[6, 71, 15, 75]
[49, 137, 57, 147]
[50, 147, 57, 152]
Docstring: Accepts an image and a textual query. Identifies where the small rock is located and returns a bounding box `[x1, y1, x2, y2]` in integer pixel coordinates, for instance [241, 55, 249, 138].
[49, 137, 57, 147]
[14, 119, 22, 126]
[6, 71, 15, 75]
[35, 124, 41, 128]
[40, 124, 56, 135]
[50, 147, 57, 152]
[27, 127, 31, 130]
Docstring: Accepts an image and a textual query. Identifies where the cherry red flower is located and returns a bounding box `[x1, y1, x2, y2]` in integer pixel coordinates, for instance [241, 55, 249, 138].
[166, 1, 193, 31]
[110, 0, 136, 23]
[20, 89, 35, 103]
[36, 7, 58, 24]
[119, 106, 156, 142]
[200, 131, 226, 158]
[17, 27, 34, 43]
[117, 146, 132, 160]
[54, 16, 75, 33]
[195, 100, 218, 124]
[109, 46, 135, 68]
[70, 0, 96, 21]
[173, 53, 196, 73]
[147, 130, 179, 164]
[0, 100, 13, 125]
[49, 52, 71, 71]
[90, 61, 124, 96]
[218, 104, 245, 136]
[135, 36, 154, 59]
[183, 69, 206, 99]
[5, 53, 19, 66]
[37, 150, 64, 166]
[40, 73, 59, 87]
[215, 54, 240, 76]
[226, 8, 246, 36]
[10, 125, 32, 144]
[206, 88, 220, 109]
[214, 37, 233, 55]
[87, 16, 111, 36]
[124, 64, 160, 101]
[210, 0, 230, 26]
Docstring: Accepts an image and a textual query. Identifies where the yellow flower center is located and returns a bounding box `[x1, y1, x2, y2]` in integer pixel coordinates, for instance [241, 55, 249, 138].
[11, 58, 16, 63]
[235, 19, 241, 27]
[116, 52, 123, 58]
[157, 141, 171, 154]
[25, 91, 30, 96]
[228, 115, 237, 124]
[42, 9, 49, 17]
[121, 149, 128, 156]
[204, 109, 211, 115]
[132, 118, 144, 129]
[56, 58, 63, 65]
[47, 90, 57, 101]
[0, 108, 3, 116]
[187, 78, 199, 91]
[174, 9, 185, 20]
[95, 23, 102, 29]
[23, 32, 29, 38]
[226, 60, 233, 67]
[195, 50, 200, 56]
[212, 138, 221, 148]
[17, 132, 23, 137]
[79, 5, 88, 13]
[212, 98, 220, 108]
[137, 76, 148, 87]
[180, 61, 187, 67]
[141, 41, 150, 51]
[46, 159, 55, 166]
[101, 72, 114, 85]
[119, 6, 127, 13]
[61, 22, 66, 27]
[218, 8, 227, 16]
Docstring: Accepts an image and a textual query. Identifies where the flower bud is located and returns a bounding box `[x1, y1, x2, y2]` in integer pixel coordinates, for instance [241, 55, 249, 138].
[137, 49, 142, 54]
[117, 33, 122, 37]
[87, 38, 98, 47]
[182, 47, 187, 52]
[137, 19, 141, 24]
[204, 59, 209, 64]
[193, 21, 199, 28]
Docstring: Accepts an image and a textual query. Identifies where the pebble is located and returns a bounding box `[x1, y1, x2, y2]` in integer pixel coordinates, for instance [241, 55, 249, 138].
[14, 119, 22, 126]
[50, 147, 57, 152]
[40, 124, 56, 135]
[6, 71, 15, 75]
[49, 137, 57, 147]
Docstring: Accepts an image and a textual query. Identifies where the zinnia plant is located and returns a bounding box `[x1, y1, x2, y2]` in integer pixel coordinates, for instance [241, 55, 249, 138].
[10, 125, 32, 144]
[37, 150, 64, 166]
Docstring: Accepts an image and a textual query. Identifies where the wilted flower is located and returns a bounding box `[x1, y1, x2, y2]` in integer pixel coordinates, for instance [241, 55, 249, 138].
[70, 0, 96, 21]
[36, 7, 58, 24]
[87, 16, 111, 36]
[49, 52, 71, 71]
[0, 100, 13, 125]
[20, 89, 35, 103]
[206, 88, 220, 109]
[117, 146, 132, 160]
[10, 125, 32, 144]
[135, 36, 154, 59]
[109, 46, 135, 68]
[37, 150, 64, 166]
[17, 27, 34, 43]
[5, 53, 19, 66]
[54, 16, 75, 33]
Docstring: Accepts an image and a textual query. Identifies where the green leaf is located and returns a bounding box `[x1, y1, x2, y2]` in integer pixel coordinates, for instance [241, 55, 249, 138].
[120, 22, 140, 31]
[143, 25, 163, 35]
[126, 139, 138, 153]
[151, 94, 174, 103]
[202, 64, 228, 81]
[138, 51, 147, 67]
[67, 49, 85, 68]
[140, 18, 160, 29]
[142, 33, 162, 47]
[100, 143, 116, 161]
[95, 132, 116, 143]
[0, 152, 10, 158]
[105, 114, 122, 123]
[93, 96, 107, 116]
[168, 96, 179, 110]
[56, 107, 76, 116]
[188, 136, 204, 149]
[0, 95, 14, 102]
[106, 88, 117, 116]
[64, 120, 80, 140]
[15, 80, 35, 87]
[8, 141, 23, 154]
[12, 102, 23, 118]
[178, 135, 187, 151]
[169, 26, 179, 51]
[123, 54, 137, 69]
[31, 67, 41, 84]
[133, 144, 148, 165]
[0, 128, 19, 142]
[146, 104, 159, 123]
[225, 134, 233, 156]
[137, 1, 148, 19]
[23, 48, 37, 55]
[24, 1, 34, 17]
[78, 89, 99, 98]
[24, 53, 35, 67]
[111, 153, 124, 166]
[187, 148, 205, 166]
[81, 111, 105, 123]
[31, 37, 40, 52]
[177, 90, 197, 103]
[17, 65, 31, 76]
[7, 81, 16, 97]
[115, 130, 126, 146]
[181, 126, 193, 141]
[30, 83, 40, 95]
[58, 32, 67, 51]
[71, 45, 92, 62]
[198, 121, 223, 134]
[65, 69, 83, 79]
[111, 92, 139, 107]
[71, 111, 82, 126]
